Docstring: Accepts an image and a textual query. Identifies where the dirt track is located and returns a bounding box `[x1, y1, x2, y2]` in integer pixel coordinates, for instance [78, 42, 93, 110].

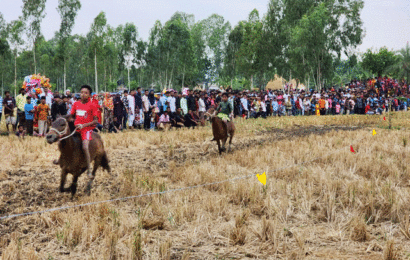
[0, 125, 363, 231]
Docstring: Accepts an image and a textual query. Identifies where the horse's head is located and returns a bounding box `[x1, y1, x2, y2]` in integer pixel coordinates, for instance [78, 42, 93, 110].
[205, 107, 217, 121]
[46, 115, 74, 144]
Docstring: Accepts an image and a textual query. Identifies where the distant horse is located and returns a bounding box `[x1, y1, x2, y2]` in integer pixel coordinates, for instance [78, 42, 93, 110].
[46, 115, 110, 197]
[206, 107, 235, 154]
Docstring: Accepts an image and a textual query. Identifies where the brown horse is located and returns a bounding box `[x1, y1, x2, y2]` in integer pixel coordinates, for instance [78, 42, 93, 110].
[46, 116, 110, 197]
[206, 107, 235, 154]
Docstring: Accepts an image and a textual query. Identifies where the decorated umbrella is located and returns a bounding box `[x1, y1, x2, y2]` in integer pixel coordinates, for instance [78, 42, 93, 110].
[22, 74, 52, 98]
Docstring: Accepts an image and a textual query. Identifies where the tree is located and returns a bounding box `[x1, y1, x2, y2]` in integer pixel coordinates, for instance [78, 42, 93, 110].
[237, 9, 263, 88]
[224, 21, 244, 84]
[0, 12, 12, 95]
[200, 14, 231, 85]
[166, 14, 195, 88]
[146, 20, 163, 88]
[190, 21, 209, 87]
[289, 1, 364, 89]
[89, 12, 107, 93]
[57, 0, 81, 93]
[362, 47, 396, 77]
[391, 43, 410, 83]
[7, 19, 25, 96]
[22, 0, 47, 74]
[263, 0, 364, 89]
[121, 23, 138, 89]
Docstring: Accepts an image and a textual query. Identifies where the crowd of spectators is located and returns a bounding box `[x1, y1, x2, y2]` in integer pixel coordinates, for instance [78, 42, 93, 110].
[1, 76, 408, 138]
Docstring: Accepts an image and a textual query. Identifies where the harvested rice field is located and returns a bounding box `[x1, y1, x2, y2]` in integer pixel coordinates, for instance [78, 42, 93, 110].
[1, 113, 410, 259]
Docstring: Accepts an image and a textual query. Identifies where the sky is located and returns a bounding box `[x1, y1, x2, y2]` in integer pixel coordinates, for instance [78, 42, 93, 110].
[1, 0, 410, 55]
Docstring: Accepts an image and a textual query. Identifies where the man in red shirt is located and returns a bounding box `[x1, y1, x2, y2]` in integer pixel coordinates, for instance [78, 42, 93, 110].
[70, 85, 98, 178]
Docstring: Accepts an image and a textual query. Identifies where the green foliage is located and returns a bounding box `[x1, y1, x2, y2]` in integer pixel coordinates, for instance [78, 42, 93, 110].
[386, 43, 410, 82]
[4, 1, 410, 96]
[129, 80, 138, 90]
[236, 9, 263, 87]
[108, 81, 117, 91]
[332, 56, 370, 87]
[261, 0, 364, 89]
[22, 0, 46, 71]
[362, 47, 396, 77]
[200, 14, 231, 84]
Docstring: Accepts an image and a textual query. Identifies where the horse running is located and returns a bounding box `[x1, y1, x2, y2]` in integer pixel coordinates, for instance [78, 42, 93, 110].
[206, 107, 235, 154]
[46, 115, 110, 197]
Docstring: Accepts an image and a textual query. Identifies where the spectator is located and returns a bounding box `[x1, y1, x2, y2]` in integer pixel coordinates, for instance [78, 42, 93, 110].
[15, 124, 26, 139]
[36, 96, 50, 137]
[184, 109, 198, 128]
[51, 95, 67, 121]
[16, 89, 27, 128]
[3, 91, 17, 132]
[157, 108, 171, 131]
[103, 93, 114, 131]
[142, 90, 150, 130]
[127, 90, 135, 129]
[135, 88, 144, 128]
[113, 93, 124, 129]
[170, 107, 185, 128]
[24, 96, 35, 135]
[122, 90, 129, 128]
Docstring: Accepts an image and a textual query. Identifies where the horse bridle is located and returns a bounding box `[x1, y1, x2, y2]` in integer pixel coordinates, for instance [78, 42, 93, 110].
[48, 118, 76, 141]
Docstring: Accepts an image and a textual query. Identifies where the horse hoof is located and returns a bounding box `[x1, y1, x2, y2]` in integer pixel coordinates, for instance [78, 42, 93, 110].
[85, 182, 92, 196]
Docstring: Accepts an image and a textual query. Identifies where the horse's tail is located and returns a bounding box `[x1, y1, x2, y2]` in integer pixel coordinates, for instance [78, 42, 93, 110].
[101, 152, 111, 173]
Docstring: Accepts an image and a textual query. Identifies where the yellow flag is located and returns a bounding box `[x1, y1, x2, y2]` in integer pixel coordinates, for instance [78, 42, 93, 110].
[256, 172, 266, 185]
[372, 129, 376, 136]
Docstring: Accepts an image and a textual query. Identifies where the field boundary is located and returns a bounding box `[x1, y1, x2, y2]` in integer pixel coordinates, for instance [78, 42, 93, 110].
[0, 136, 365, 221]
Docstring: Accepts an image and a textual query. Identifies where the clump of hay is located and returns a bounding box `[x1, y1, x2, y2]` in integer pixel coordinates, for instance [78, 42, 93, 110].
[349, 216, 370, 242]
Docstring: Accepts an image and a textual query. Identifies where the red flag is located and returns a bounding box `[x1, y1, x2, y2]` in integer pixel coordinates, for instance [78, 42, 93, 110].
[383, 117, 386, 121]
[350, 145, 355, 153]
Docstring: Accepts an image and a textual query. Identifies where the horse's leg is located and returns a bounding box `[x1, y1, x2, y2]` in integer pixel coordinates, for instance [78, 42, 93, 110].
[217, 139, 222, 155]
[221, 136, 228, 152]
[53, 156, 60, 165]
[82, 139, 92, 178]
[228, 133, 233, 152]
[86, 155, 101, 196]
[59, 169, 68, 193]
[70, 175, 79, 199]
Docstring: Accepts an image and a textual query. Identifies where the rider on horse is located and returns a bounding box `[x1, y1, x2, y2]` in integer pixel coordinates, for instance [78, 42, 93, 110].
[216, 92, 233, 132]
[69, 85, 98, 178]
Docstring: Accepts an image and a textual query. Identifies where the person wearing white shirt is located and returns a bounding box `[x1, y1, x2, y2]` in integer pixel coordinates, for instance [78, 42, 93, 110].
[283, 93, 289, 103]
[45, 90, 53, 108]
[260, 99, 267, 118]
[240, 96, 249, 118]
[127, 90, 135, 128]
[142, 90, 150, 130]
[298, 97, 304, 115]
[167, 92, 176, 113]
[198, 94, 206, 125]
[303, 98, 310, 115]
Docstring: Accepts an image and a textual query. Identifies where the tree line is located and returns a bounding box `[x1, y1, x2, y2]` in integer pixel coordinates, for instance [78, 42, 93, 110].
[0, 0, 409, 95]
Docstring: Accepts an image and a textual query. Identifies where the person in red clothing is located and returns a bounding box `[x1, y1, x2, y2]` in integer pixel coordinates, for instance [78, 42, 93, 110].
[70, 85, 98, 178]
[92, 94, 102, 125]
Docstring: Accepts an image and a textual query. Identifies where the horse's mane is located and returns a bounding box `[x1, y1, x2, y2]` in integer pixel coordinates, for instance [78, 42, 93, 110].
[68, 120, 76, 132]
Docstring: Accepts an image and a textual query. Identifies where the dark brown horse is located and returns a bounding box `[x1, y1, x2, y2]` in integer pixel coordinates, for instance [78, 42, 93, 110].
[206, 107, 235, 154]
[46, 116, 110, 197]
